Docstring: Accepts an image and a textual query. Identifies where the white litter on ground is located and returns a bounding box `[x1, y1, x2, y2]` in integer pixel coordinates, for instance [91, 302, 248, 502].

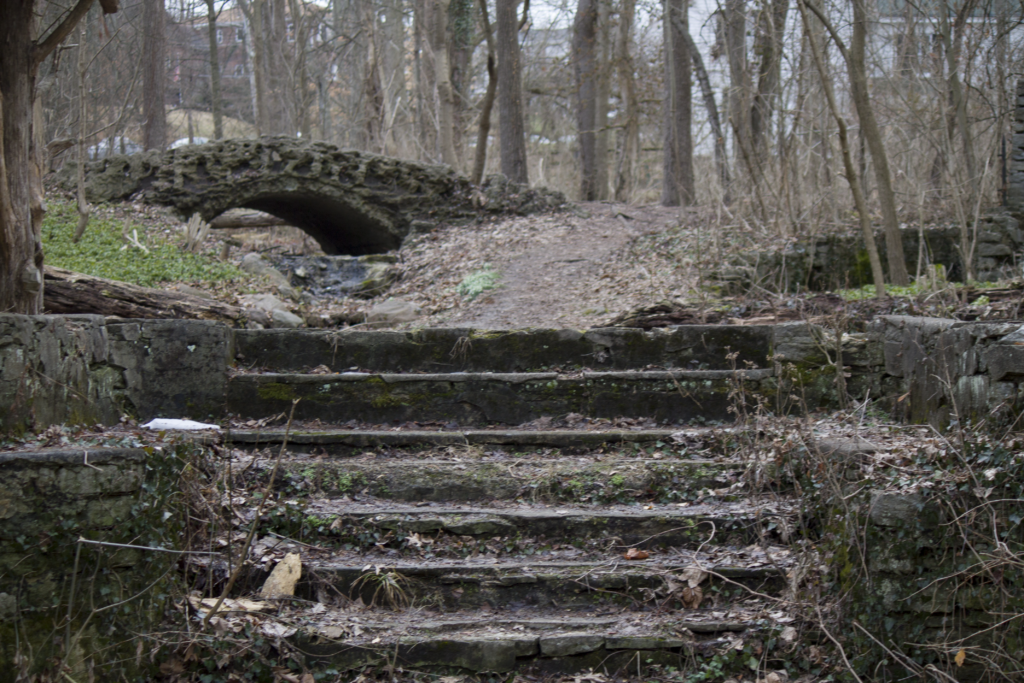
[141, 418, 221, 431]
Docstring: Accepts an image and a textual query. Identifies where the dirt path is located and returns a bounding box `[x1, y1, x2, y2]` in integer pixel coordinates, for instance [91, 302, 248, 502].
[387, 201, 695, 330]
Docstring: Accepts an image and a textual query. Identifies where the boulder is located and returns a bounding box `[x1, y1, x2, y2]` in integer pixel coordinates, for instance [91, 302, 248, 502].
[366, 299, 422, 326]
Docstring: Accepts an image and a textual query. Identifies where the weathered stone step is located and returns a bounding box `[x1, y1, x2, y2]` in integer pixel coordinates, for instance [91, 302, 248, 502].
[256, 455, 755, 503]
[302, 556, 788, 611]
[218, 427, 686, 453]
[272, 499, 797, 549]
[227, 369, 773, 425]
[234, 326, 775, 373]
[221, 605, 795, 676]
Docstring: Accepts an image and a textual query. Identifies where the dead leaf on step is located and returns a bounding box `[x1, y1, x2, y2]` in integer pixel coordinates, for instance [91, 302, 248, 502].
[681, 585, 703, 608]
[310, 364, 332, 374]
[680, 565, 708, 588]
[260, 552, 302, 598]
[260, 621, 298, 639]
[623, 548, 649, 560]
[191, 596, 272, 614]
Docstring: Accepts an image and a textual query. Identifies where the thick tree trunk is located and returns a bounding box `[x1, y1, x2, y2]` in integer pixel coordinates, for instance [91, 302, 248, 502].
[750, 0, 787, 156]
[429, 0, 460, 168]
[613, 0, 639, 202]
[662, 0, 693, 207]
[142, 0, 167, 151]
[0, 2, 44, 314]
[496, 0, 528, 184]
[205, 0, 224, 139]
[724, 0, 751, 171]
[574, 0, 599, 200]
[472, 0, 498, 184]
[2, 0, 117, 314]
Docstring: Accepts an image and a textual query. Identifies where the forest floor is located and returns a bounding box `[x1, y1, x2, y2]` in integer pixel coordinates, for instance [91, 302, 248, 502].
[211, 201, 1024, 331]
[45, 194, 1024, 330]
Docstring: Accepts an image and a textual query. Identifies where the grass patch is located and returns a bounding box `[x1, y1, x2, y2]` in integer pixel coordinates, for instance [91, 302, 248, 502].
[43, 199, 244, 287]
[456, 264, 500, 301]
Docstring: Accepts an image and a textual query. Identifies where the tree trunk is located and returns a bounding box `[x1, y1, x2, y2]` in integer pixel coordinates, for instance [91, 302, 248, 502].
[724, 0, 751, 171]
[662, 0, 693, 206]
[574, 0, 599, 200]
[594, 0, 610, 199]
[496, 0, 528, 184]
[429, 0, 460, 167]
[613, 0, 639, 202]
[205, 0, 225, 139]
[1, 0, 117, 315]
[849, 0, 908, 285]
[472, 0, 498, 184]
[0, 2, 44, 314]
[798, 0, 885, 296]
[684, 28, 730, 201]
[750, 0, 787, 156]
[142, 0, 167, 151]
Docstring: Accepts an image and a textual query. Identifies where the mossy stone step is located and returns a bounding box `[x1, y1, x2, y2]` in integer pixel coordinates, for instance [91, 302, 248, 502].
[234, 325, 775, 373]
[268, 609, 789, 675]
[261, 456, 755, 503]
[227, 369, 773, 425]
[217, 427, 686, 453]
[284, 500, 796, 548]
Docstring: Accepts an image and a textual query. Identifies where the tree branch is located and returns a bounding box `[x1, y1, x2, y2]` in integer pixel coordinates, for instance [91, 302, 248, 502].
[799, 0, 849, 63]
[34, 0, 97, 68]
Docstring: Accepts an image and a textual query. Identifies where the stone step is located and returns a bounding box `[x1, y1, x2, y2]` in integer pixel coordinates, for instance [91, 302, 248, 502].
[217, 427, 689, 453]
[262, 499, 798, 550]
[195, 603, 796, 676]
[226, 369, 773, 425]
[299, 555, 789, 611]
[233, 326, 775, 373]
[249, 454, 764, 503]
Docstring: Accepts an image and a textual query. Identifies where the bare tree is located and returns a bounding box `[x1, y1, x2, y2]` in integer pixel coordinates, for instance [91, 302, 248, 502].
[797, 0, 885, 296]
[804, 0, 911, 285]
[428, 0, 460, 167]
[204, 0, 224, 140]
[1, 0, 120, 314]
[574, 0, 600, 200]
[472, 0, 498, 184]
[142, 0, 167, 150]
[662, 0, 693, 206]
[613, 0, 639, 201]
[496, 0, 528, 184]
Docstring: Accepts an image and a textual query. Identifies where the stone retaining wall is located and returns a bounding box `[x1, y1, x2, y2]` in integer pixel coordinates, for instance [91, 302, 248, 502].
[0, 446, 187, 682]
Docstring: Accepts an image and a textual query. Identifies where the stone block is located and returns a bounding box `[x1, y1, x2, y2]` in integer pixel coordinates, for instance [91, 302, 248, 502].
[870, 492, 941, 530]
[976, 242, 1013, 258]
[108, 319, 231, 419]
[981, 344, 1024, 381]
[540, 634, 605, 657]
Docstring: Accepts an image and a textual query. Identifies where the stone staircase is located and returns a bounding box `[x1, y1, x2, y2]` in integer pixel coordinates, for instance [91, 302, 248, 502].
[198, 327, 807, 679]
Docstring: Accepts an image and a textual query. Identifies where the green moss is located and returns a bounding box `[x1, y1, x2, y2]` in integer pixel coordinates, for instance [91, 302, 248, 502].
[257, 382, 297, 402]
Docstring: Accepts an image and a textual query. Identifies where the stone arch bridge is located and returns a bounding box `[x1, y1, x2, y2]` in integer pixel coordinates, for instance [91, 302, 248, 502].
[73, 137, 565, 255]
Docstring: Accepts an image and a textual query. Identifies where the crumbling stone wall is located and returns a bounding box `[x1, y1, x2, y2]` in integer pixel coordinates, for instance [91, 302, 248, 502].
[871, 315, 1024, 428]
[0, 445, 190, 682]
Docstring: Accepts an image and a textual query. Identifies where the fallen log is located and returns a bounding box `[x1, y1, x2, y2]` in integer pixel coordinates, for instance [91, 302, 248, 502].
[43, 266, 266, 326]
[209, 211, 289, 229]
